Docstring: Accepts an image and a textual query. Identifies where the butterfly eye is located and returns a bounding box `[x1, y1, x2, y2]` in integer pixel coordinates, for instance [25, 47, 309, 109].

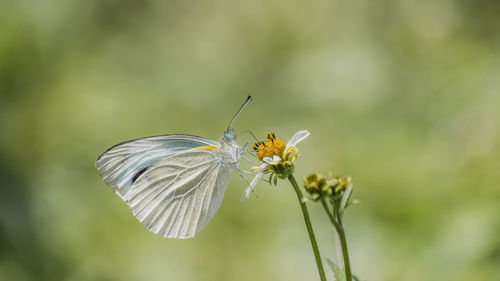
[224, 132, 236, 142]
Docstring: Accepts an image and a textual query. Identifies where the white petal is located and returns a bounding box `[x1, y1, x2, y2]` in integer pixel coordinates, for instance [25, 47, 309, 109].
[241, 169, 265, 201]
[285, 130, 310, 151]
[263, 156, 281, 165]
[241, 186, 253, 201]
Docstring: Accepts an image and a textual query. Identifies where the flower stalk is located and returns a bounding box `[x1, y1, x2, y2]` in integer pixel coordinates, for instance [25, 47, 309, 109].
[288, 175, 327, 281]
[244, 131, 359, 281]
[304, 174, 355, 281]
[337, 222, 352, 281]
[321, 198, 352, 281]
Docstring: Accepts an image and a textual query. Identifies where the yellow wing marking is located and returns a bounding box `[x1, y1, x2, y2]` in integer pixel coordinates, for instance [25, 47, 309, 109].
[192, 145, 219, 151]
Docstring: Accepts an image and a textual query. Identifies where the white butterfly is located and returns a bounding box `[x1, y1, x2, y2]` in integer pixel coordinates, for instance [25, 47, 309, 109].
[96, 96, 252, 239]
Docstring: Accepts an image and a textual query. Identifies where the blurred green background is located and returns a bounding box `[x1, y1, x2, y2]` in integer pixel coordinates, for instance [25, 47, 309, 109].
[1, 0, 499, 280]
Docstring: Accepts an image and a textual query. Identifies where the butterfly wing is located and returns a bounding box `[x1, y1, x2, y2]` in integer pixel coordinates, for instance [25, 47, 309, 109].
[125, 148, 235, 238]
[96, 135, 237, 238]
[96, 134, 220, 197]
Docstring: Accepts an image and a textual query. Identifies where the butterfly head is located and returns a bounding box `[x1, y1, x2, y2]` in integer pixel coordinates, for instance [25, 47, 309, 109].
[220, 130, 241, 161]
[222, 131, 237, 143]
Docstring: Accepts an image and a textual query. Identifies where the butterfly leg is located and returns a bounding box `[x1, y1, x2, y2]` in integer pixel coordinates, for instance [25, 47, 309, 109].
[236, 169, 252, 186]
[239, 170, 272, 184]
[240, 142, 250, 150]
[238, 130, 260, 143]
[242, 169, 271, 184]
[241, 153, 259, 165]
[236, 169, 259, 199]
[239, 142, 257, 155]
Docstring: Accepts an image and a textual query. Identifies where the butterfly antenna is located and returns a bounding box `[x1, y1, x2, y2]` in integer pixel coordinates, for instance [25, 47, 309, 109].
[227, 95, 252, 133]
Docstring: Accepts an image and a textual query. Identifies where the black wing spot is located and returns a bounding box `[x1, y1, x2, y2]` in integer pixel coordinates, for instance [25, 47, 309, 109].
[132, 166, 149, 183]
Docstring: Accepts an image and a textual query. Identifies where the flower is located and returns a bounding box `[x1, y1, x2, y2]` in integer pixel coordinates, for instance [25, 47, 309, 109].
[333, 176, 352, 195]
[241, 130, 310, 201]
[303, 173, 328, 195]
[303, 173, 353, 201]
[252, 132, 286, 161]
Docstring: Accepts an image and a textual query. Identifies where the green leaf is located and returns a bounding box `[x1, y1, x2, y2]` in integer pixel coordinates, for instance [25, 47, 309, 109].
[326, 259, 345, 281]
[273, 175, 278, 186]
[339, 183, 353, 218]
[326, 259, 364, 281]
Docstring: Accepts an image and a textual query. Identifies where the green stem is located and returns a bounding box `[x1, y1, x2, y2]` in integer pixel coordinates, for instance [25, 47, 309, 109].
[288, 175, 326, 281]
[320, 198, 353, 281]
[337, 223, 353, 281]
[320, 199, 341, 233]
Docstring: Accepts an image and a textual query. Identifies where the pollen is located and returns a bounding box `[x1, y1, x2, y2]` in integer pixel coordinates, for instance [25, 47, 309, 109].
[252, 132, 286, 161]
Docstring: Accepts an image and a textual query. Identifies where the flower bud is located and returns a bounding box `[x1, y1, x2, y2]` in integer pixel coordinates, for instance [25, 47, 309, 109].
[303, 173, 326, 195]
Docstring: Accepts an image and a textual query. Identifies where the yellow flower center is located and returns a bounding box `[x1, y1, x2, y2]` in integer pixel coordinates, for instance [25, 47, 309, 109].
[252, 132, 286, 161]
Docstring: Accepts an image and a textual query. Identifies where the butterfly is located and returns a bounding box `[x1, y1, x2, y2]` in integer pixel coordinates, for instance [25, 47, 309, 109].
[96, 96, 252, 239]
